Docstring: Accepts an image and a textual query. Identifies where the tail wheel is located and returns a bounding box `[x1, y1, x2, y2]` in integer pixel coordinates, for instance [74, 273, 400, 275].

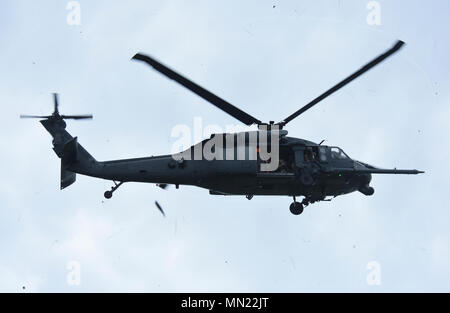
[104, 191, 113, 199]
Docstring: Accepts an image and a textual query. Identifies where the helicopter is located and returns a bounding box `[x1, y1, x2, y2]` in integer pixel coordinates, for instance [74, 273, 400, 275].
[21, 40, 423, 215]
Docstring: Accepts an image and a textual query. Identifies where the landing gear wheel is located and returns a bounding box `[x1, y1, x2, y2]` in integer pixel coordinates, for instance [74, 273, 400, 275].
[289, 202, 304, 215]
[104, 181, 124, 200]
[246, 195, 254, 200]
[104, 191, 113, 199]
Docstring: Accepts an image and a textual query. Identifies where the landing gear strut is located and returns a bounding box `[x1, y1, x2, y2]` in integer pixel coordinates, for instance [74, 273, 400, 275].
[104, 181, 124, 199]
[289, 196, 304, 215]
[301, 197, 311, 207]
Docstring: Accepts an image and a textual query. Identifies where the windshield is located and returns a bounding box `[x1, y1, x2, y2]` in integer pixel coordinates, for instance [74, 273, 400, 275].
[330, 147, 350, 160]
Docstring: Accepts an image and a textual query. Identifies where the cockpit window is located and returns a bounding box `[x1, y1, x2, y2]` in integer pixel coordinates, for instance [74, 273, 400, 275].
[330, 147, 349, 160]
[319, 146, 327, 162]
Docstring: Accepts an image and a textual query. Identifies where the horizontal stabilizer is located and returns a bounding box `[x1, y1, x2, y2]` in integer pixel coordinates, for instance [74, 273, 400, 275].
[61, 167, 76, 190]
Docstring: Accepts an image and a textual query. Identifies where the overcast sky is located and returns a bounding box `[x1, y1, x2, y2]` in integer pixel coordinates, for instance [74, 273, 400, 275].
[1, 0, 449, 292]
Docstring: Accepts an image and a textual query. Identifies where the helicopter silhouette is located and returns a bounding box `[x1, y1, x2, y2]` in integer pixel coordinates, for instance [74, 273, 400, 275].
[21, 40, 423, 215]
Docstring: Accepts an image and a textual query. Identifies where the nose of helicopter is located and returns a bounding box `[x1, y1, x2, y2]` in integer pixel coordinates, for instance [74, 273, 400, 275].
[361, 172, 372, 186]
[354, 160, 374, 195]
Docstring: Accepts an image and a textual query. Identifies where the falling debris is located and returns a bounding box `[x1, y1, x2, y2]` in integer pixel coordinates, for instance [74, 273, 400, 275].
[155, 201, 166, 217]
[289, 257, 296, 270]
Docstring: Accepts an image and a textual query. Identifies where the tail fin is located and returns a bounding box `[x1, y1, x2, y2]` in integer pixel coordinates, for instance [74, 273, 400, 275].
[41, 119, 98, 189]
[60, 137, 79, 189]
[21, 93, 96, 190]
[61, 167, 76, 190]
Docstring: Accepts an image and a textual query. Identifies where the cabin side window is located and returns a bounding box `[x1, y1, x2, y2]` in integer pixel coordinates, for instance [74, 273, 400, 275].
[319, 146, 327, 162]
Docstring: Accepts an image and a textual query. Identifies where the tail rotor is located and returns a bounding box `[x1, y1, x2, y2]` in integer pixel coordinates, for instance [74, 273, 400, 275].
[20, 93, 93, 121]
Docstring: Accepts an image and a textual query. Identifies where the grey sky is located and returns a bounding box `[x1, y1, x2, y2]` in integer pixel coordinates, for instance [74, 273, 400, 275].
[0, 0, 449, 292]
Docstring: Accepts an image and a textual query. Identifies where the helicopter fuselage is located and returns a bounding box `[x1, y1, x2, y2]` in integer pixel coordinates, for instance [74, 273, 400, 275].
[67, 131, 372, 201]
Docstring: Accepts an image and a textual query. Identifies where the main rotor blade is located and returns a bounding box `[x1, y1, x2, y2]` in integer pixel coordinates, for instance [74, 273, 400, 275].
[279, 40, 405, 126]
[132, 53, 262, 126]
